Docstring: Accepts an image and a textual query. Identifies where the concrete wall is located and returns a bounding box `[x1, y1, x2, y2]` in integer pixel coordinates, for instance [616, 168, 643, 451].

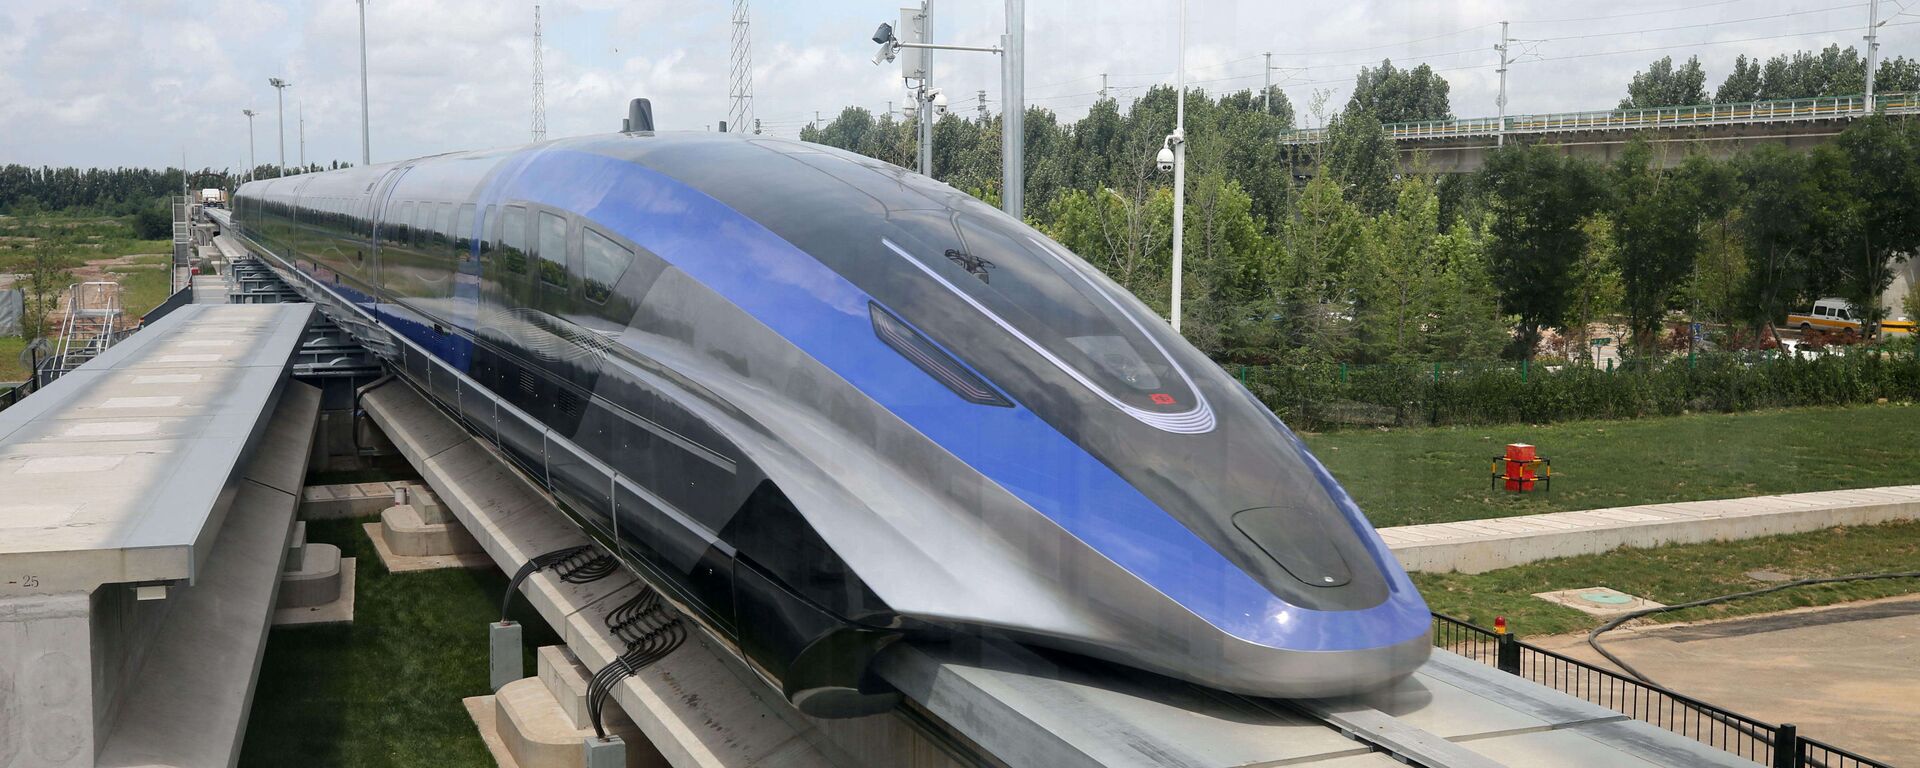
[0, 593, 94, 768]
[87, 583, 170, 760]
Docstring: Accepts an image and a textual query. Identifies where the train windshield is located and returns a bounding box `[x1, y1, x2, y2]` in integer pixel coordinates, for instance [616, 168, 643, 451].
[886, 206, 1201, 420]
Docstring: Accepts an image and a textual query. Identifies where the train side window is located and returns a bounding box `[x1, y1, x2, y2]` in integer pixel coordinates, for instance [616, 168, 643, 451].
[455, 204, 476, 261]
[435, 202, 454, 252]
[479, 205, 495, 258]
[500, 206, 529, 274]
[393, 201, 413, 245]
[536, 210, 568, 288]
[412, 201, 433, 249]
[581, 227, 631, 305]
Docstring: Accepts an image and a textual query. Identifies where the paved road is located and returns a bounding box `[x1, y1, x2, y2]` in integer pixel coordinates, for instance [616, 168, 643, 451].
[1533, 596, 1920, 763]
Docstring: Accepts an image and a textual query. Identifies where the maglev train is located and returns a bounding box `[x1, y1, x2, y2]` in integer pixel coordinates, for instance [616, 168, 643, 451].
[231, 123, 1431, 717]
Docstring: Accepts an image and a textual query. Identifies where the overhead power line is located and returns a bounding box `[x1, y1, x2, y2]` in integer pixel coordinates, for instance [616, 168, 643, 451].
[1532, 2, 1869, 43]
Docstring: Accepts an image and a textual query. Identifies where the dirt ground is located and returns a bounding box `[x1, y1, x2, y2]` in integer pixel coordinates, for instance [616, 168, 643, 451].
[1530, 594, 1920, 763]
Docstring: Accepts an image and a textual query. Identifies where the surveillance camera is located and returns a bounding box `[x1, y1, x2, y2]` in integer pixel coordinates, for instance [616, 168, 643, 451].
[931, 90, 948, 115]
[1156, 145, 1175, 173]
[873, 41, 897, 66]
[872, 22, 895, 45]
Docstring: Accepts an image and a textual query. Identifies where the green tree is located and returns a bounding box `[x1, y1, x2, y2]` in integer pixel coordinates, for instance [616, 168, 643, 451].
[1425, 222, 1508, 361]
[1733, 145, 1815, 341]
[1620, 55, 1707, 109]
[22, 239, 71, 342]
[1322, 108, 1396, 214]
[1804, 117, 1920, 335]
[1349, 59, 1452, 123]
[1562, 215, 1625, 359]
[1276, 175, 1367, 360]
[1611, 143, 1716, 358]
[1481, 144, 1604, 358]
[1716, 55, 1764, 103]
[1351, 178, 1443, 362]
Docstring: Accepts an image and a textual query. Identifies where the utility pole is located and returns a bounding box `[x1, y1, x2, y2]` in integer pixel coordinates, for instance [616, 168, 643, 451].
[729, 0, 755, 136]
[1495, 21, 1510, 147]
[1100, 72, 1108, 99]
[1864, 0, 1882, 108]
[754, 118, 761, 134]
[268, 78, 290, 173]
[242, 109, 257, 183]
[1262, 52, 1272, 114]
[298, 101, 306, 171]
[1002, 0, 1024, 218]
[1171, 0, 1185, 332]
[978, 89, 987, 119]
[532, 5, 547, 141]
[357, 0, 371, 165]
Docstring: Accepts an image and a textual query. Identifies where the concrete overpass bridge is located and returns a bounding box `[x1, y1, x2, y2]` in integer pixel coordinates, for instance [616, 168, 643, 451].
[1281, 92, 1920, 173]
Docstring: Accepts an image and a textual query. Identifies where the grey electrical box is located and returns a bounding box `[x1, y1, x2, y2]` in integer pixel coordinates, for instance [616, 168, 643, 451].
[898, 6, 927, 81]
[490, 620, 524, 691]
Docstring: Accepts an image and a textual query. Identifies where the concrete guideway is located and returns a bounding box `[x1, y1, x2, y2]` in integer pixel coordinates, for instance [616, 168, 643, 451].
[359, 375, 1760, 768]
[1379, 486, 1920, 574]
[0, 302, 320, 767]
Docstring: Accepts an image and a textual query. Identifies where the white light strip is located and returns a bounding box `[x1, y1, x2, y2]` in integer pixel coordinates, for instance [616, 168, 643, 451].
[882, 238, 1214, 434]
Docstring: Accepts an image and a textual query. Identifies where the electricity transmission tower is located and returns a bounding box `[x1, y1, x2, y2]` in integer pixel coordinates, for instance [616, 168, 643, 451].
[730, 0, 755, 133]
[532, 4, 547, 142]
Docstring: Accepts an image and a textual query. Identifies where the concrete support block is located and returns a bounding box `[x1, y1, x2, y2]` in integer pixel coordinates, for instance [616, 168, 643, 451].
[286, 520, 308, 573]
[492, 621, 524, 692]
[379, 503, 481, 557]
[276, 543, 343, 609]
[538, 645, 594, 731]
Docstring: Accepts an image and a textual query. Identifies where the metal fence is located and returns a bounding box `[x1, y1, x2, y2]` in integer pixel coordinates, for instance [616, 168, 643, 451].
[1432, 614, 1893, 768]
[1282, 91, 1920, 144]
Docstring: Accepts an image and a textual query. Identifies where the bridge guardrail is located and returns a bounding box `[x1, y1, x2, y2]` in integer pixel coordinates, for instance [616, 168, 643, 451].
[1282, 92, 1920, 145]
[1433, 613, 1894, 768]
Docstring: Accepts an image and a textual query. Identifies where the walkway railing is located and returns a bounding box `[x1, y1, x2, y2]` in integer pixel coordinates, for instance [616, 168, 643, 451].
[1282, 92, 1920, 144]
[1432, 613, 1894, 767]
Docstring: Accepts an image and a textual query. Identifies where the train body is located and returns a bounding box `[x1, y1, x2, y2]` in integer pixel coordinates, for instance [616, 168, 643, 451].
[232, 131, 1430, 716]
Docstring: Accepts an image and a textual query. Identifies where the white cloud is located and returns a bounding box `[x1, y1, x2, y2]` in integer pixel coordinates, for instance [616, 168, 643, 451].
[0, 0, 1911, 169]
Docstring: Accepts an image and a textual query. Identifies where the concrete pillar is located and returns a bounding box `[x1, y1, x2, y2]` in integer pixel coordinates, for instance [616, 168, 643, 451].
[0, 593, 97, 768]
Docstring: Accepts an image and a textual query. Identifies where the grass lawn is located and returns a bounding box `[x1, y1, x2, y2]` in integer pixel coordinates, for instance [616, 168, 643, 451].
[240, 517, 559, 768]
[1303, 404, 1920, 528]
[1415, 520, 1920, 637]
[111, 260, 178, 320]
[0, 335, 26, 382]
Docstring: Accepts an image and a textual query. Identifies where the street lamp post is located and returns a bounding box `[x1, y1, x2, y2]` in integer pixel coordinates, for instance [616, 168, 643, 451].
[358, 0, 372, 166]
[268, 78, 291, 173]
[241, 109, 258, 183]
[1169, 0, 1186, 333]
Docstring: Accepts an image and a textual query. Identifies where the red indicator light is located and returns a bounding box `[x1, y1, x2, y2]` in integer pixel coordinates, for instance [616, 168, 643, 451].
[1150, 393, 1176, 405]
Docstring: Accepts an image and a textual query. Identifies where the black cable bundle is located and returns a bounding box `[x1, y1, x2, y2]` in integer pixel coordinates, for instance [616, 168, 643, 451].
[586, 586, 686, 739]
[499, 544, 617, 623]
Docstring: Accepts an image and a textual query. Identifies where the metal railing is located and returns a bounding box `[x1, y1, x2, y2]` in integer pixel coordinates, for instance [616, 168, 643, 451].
[1282, 92, 1920, 144]
[1432, 614, 1894, 767]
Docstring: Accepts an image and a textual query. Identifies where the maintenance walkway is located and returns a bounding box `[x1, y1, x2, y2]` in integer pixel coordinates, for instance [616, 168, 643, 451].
[1379, 486, 1920, 573]
[0, 302, 318, 767]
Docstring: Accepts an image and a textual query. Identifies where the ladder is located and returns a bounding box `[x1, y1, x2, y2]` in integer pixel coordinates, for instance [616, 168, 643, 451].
[54, 281, 124, 374]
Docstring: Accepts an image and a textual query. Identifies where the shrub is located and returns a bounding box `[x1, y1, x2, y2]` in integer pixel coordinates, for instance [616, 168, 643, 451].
[1244, 348, 1920, 431]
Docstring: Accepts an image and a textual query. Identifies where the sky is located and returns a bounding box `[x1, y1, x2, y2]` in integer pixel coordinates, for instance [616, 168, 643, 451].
[0, 0, 1915, 171]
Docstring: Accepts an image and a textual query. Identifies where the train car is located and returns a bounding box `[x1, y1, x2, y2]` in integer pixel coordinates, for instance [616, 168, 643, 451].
[231, 126, 1431, 717]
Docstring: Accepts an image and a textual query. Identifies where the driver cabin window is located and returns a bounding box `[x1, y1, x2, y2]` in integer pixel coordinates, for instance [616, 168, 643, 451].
[582, 227, 632, 305]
